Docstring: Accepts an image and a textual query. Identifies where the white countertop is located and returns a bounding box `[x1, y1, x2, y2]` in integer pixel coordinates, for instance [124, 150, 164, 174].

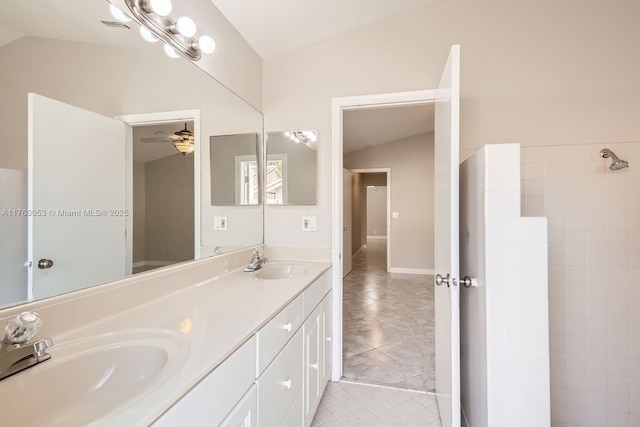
[0, 249, 331, 427]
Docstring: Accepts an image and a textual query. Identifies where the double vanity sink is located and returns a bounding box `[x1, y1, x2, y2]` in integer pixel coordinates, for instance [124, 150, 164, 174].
[1, 330, 188, 426]
[0, 250, 331, 426]
[252, 262, 309, 280]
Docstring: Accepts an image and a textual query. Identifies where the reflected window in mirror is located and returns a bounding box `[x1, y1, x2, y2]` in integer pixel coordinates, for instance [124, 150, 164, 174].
[266, 157, 287, 204]
[266, 131, 317, 205]
[210, 133, 260, 206]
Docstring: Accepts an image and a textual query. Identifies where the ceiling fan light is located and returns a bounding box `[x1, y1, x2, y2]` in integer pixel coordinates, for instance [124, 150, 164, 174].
[148, 0, 172, 17]
[163, 44, 180, 59]
[176, 16, 196, 37]
[109, 4, 132, 23]
[174, 141, 195, 155]
[139, 26, 159, 43]
[198, 35, 216, 54]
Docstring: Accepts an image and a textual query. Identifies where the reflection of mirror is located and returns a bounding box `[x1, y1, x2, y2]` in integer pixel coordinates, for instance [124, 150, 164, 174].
[266, 131, 318, 205]
[210, 133, 260, 206]
[0, 0, 263, 309]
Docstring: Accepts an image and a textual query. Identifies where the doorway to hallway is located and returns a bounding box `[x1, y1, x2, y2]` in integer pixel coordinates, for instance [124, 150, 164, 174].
[342, 238, 436, 391]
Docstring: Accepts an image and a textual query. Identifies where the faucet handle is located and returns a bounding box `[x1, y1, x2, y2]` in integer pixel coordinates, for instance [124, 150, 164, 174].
[34, 337, 53, 358]
[4, 312, 43, 344]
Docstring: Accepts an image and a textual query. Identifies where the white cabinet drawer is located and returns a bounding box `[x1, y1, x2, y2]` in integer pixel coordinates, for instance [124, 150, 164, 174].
[257, 328, 303, 427]
[220, 384, 257, 427]
[153, 336, 256, 427]
[303, 268, 331, 318]
[256, 293, 303, 375]
[281, 389, 303, 427]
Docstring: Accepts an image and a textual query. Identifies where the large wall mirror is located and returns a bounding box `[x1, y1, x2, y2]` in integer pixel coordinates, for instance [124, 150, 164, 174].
[0, 0, 263, 309]
[266, 131, 318, 205]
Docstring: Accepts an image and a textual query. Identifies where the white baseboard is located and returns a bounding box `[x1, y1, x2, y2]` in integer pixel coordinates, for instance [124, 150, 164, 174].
[366, 235, 387, 240]
[389, 267, 435, 275]
[352, 245, 366, 259]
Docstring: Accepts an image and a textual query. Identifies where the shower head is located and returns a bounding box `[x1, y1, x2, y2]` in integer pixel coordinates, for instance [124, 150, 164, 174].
[600, 148, 629, 170]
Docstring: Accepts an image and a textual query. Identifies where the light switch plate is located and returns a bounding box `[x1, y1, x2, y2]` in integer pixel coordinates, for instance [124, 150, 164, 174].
[392, 212, 400, 219]
[302, 216, 317, 232]
[214, 216, 227, 231]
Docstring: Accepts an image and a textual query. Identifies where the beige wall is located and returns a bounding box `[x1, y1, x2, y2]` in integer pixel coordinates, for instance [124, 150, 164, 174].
[263, 0, 640, 249]
[144, 154, 194, 262]
[345, 133, 434, 271]
[366, 186, 387, 237]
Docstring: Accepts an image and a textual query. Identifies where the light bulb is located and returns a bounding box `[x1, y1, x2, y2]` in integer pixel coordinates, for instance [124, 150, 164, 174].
[176, 16, 196, 37]
[139, 26, 158, 43]
[198, 35, 216, 54]
[148, 0, 172, 16]
[163, 44, 180, 59]
[109, 4, 132, 23]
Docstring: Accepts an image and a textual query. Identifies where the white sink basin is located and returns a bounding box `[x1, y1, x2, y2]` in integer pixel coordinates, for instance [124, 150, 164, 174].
[255, 262, 309, 280]
[0, 329, 188, 427]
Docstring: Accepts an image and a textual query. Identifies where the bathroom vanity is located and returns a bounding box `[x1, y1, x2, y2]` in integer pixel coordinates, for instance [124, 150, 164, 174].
[0, 247, 332, 426]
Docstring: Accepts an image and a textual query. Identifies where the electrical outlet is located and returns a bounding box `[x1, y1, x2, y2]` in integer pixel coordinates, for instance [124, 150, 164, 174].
[214, 216, 227, 231]
[302, 216, 317, 231]
[392, 212, 400, 219]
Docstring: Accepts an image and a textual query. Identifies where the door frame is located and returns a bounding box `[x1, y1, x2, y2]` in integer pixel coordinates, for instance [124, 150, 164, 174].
[331, 90, 437, 381]
[348, 168, 392, 272]
[116, 109, 201, 272]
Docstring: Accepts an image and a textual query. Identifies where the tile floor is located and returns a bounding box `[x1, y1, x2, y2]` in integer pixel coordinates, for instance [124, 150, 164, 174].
[311, 381, 442, 426]
[342, 239, 436, 391]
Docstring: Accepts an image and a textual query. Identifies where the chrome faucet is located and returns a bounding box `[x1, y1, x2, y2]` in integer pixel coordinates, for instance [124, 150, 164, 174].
[244, 248, 268, 272]
[0, 312, 53, 381]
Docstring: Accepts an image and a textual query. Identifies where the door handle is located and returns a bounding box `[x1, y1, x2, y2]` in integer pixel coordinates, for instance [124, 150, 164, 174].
[435, 273, 456, 288]
[37, 259, 54, 269]
[343, 227, 349, 231]
[460, 276, 478, 288]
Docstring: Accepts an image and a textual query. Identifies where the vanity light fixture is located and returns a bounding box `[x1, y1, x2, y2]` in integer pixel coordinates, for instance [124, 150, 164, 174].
[163, 44, 180, 58]
[146, 0, 172, 16]
[122, 0, 216, 61]
[284, 131, 317, 144]
[175, 16, 196, 37]
[139, 26, 159, 42]
[109, 4, 132, 22]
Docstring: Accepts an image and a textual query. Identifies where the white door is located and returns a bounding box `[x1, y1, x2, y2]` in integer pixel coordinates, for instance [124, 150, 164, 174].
[434, 45, 461, 427]
[28, 93, 127, 300]
[342, 169, 353, 277]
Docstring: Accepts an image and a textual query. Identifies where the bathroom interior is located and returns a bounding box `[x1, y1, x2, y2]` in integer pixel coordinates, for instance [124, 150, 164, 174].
[0, 0, 639, 426]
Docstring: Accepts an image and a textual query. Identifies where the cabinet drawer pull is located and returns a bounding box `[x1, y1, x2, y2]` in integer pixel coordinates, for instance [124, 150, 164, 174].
[311, 363, 319, 370]
[283, 322, 293, 332]
[283, 379, 292, 389]
[326, 336, 332, 342]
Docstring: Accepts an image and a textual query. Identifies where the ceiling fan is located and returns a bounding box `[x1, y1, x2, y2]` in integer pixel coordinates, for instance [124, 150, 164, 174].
[140, 122, 195, 155]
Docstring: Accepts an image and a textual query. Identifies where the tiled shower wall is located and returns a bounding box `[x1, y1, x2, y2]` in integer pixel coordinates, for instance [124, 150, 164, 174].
[521, 143, 640, 427]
